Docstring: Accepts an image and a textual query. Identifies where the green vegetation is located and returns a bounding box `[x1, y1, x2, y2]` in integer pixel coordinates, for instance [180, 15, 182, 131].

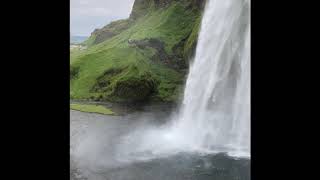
[87, 19, 131, 46]
[70, 0, 204, 103]
[82, 34, 96, 47]
[184, 15, 202, 59]
[70, 103, 115, 115]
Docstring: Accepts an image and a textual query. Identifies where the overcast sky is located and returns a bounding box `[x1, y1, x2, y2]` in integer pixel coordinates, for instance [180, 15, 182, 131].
[71, 0, 135, 36]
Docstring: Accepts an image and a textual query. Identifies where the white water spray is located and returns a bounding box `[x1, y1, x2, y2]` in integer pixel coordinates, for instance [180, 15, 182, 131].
[117, 0, 250, 160]
[171, 0, 250, 156]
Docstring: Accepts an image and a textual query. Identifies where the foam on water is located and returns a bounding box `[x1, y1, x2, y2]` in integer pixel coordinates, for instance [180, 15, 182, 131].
[172, 0, 250, 155]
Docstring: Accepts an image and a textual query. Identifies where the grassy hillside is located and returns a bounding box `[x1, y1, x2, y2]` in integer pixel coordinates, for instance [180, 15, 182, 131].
[70, 0, 205, 103]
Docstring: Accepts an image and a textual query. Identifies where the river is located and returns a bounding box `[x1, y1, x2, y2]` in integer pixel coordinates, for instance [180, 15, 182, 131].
[70, 109, 250, 180]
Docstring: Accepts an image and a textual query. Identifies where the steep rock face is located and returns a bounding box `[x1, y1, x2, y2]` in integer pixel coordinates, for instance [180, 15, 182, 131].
[131, 0, 207, 19]
[190, 0, 206, 9]
[71, 0, 206, 103]
[130, 0, 176, 19]
[89, 19, 131, 45]
[88, 0, 206, 46]
[91, 66, 157, 102]
[130, 0, 153, 20]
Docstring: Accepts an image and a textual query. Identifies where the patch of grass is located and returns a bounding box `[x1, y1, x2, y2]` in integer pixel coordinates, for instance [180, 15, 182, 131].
[71, 47, 156, 100]
[82, 34, 96, 47]
[70, 103, 115, 115]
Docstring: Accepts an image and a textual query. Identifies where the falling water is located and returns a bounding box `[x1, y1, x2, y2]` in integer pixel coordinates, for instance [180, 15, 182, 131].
[70, 2, 251, 178]
[116, 0, 250, 161]
[171, 0, 250, 157]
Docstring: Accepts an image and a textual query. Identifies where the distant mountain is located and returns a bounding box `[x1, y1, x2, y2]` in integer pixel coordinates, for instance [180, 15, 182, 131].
[70, 35, 88, 44]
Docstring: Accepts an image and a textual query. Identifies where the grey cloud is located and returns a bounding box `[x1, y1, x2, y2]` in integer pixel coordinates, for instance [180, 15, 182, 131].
[71, 0, 135, 36]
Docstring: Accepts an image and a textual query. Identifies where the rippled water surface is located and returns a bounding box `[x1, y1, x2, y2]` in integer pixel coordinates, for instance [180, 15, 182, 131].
[70, 110, 250, 180]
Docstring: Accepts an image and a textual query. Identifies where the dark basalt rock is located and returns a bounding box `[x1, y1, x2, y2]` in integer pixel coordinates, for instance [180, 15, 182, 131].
[91, 19, 131, 45]
[128, 38, 187, 69]
[70, 66, 80, 80]
[91, 67, 158, 103]
[111, 76, 157, 102]
[129, 38, 169, 62]
[189, 0, 207, 9]
[91, 68, 125, 93]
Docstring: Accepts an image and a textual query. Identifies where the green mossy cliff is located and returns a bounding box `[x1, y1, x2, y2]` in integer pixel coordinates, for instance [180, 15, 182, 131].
[71, 0, 206, 103]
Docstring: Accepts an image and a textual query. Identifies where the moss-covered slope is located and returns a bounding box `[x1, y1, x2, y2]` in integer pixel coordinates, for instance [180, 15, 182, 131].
[70, 0, 205, 103]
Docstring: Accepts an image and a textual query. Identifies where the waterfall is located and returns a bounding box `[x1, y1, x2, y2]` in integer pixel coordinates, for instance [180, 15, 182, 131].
[171, 0, 250, 157]
[117, 0, 250, 160]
